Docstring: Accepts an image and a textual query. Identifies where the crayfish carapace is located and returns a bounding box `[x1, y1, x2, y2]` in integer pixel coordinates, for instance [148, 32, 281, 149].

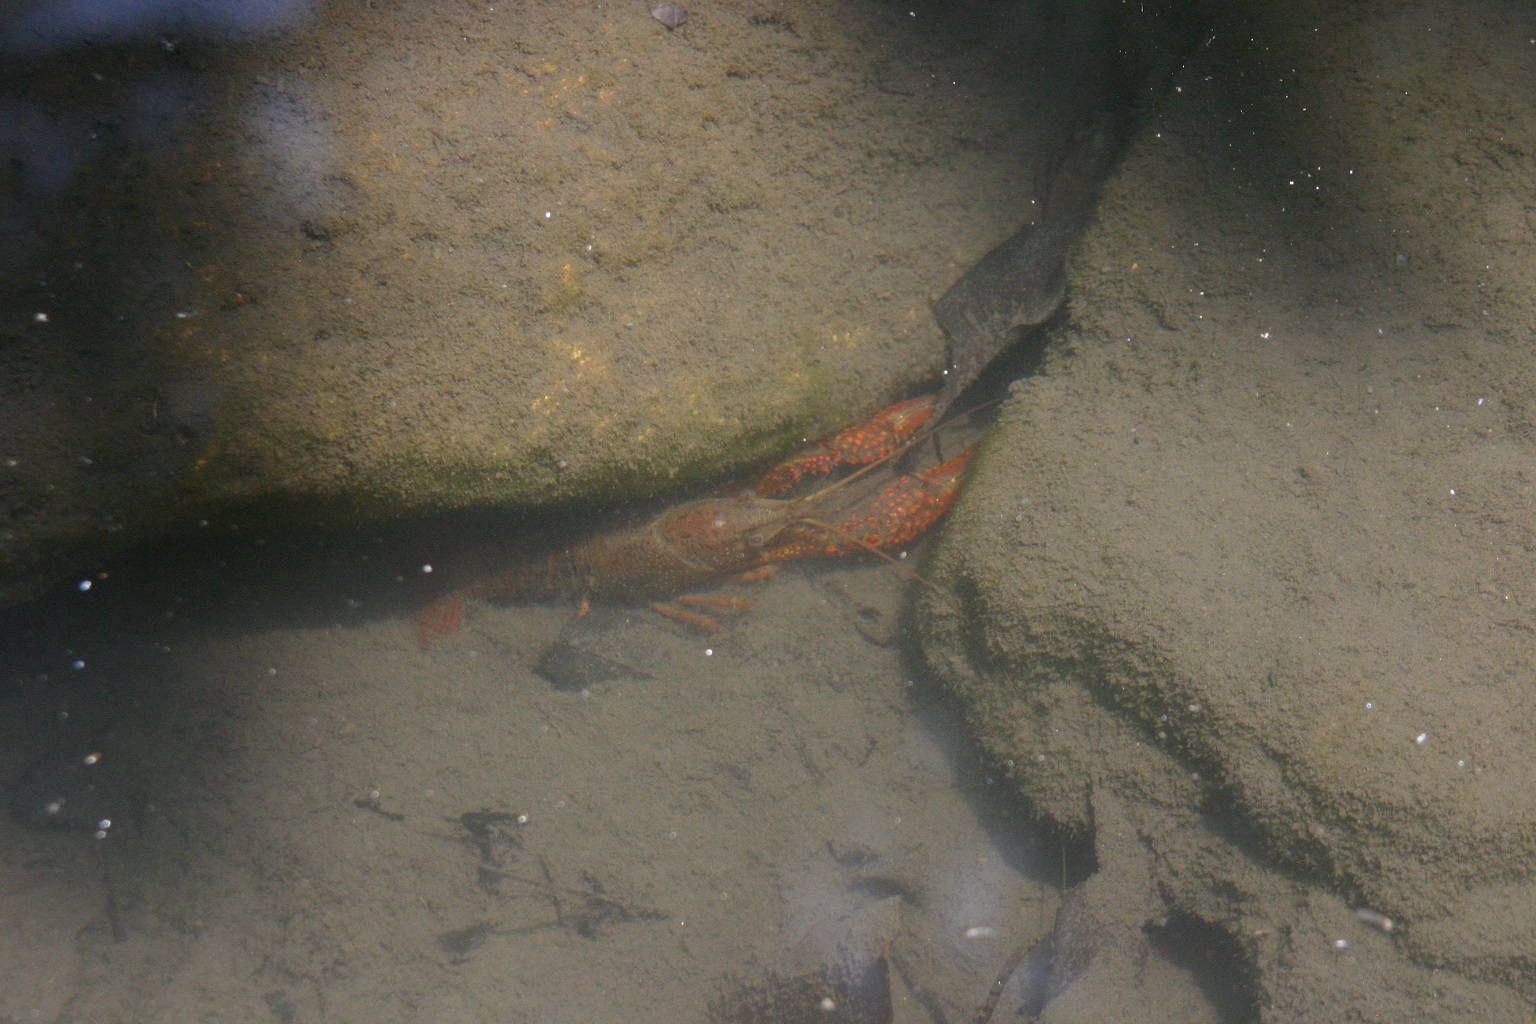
[415, 395, 977, 644]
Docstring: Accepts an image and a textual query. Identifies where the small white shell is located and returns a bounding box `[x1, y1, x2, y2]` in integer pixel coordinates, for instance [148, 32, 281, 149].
[651, 2, 688, 28]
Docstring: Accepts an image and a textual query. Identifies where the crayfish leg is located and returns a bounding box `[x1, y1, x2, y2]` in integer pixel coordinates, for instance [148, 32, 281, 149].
[647, 602, 725, 635]
[648, 595, 754, 635]
[727, 564, 780, 584]
[676, 594, 754, 614]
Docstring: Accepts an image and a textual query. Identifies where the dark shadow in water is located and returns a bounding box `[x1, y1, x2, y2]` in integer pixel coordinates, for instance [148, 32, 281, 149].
[897, 636, 1098, 892]
[1146, 914, 1262, 1024]
[0, 493, 621, 862]
[3, 0, 313, 55]
[0, 493, 645, 660]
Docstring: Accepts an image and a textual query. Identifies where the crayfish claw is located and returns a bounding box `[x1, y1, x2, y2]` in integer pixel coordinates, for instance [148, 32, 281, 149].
[751, 395, 937, 497]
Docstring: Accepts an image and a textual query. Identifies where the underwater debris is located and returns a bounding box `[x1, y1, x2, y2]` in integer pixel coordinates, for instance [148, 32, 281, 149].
[443, 810, 665, 952]
[709, 898, 902, 1024]
[536, 639, 652, 691]
[439, 921, 494, 960]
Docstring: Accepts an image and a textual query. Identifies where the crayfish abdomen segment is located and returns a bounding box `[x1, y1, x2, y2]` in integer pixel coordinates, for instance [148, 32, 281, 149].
[652, 495, 796, 571]
[579, 494, 794, 598]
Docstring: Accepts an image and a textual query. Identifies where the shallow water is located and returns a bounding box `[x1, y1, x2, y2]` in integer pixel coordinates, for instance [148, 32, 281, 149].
[12, 0, 1536, 1020]
[0, 519, 1074, 1022]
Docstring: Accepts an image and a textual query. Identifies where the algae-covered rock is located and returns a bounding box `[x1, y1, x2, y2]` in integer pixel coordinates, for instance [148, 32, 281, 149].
[1, 0, 1067, 607]
[919, 1, 1536, 1017]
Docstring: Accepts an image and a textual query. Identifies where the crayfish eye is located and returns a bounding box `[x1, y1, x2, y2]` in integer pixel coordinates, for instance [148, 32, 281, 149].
[746, 532, 766, 547]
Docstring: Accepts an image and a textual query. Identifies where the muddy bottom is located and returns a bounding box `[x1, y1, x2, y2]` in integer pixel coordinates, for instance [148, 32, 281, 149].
[0, 533, 1170, 1024]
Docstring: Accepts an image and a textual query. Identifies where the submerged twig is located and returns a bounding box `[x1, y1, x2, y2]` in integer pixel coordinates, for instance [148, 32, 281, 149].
[974, 944, 1030, 1024]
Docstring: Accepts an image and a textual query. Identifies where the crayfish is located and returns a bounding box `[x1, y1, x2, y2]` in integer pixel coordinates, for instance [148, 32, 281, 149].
[416, 394, 977, 643]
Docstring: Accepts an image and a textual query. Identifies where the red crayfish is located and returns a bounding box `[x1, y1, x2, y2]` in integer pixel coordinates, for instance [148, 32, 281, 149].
[416, 394, 977, 643]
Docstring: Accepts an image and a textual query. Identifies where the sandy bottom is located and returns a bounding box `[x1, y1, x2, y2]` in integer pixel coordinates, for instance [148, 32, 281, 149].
[2, 529, 1192, 1024]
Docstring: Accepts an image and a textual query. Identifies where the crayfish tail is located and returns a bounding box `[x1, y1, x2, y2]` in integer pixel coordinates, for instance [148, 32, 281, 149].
[416, 593, 466, 648]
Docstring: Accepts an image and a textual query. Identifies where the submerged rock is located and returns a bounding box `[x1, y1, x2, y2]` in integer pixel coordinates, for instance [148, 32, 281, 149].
[919, 1, 1536, 1017]
[9, 0, 1097, 606]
